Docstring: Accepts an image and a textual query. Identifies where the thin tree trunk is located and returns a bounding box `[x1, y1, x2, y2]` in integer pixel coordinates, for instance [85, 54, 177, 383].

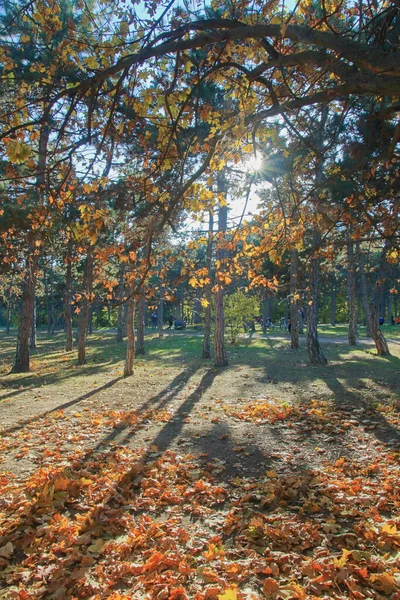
[194, 289, 202, 325]
[6, 286, 11, 335]
[65, 239, 73, 352]
[50, 269, 56, 334]
[202, 210, 214, 359]
[214, 173, 228, 367]
[370, 249, 390, 356]
[290, 249, 299, 350]
[124, 289, 135, 377]
[356, 243, 372, 336]
[158, 296, 164, 338]
[29, 296, 37, 350]
[307, 249, 327, 364]
[87, 305, 93, 335]
[262, 291, 268, 335]
[330, 272, 336, 326]
[116, 264, 125, 342]
[136, 291, 146, 355]
[123, 302, 128, 337]
[78, 249, 94, 365]
[347, 239, 357, 345]
[306, 116, 327, 365]
[44, 267, 51, 334]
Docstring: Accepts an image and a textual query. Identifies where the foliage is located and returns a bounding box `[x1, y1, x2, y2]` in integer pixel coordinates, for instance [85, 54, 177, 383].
[224, 292, 259, 343]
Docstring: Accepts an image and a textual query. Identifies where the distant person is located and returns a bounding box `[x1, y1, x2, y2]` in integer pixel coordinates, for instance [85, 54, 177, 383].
[391, 315, 395, 326]
[288, 318, 291, 333]
[379, 316, 384, 326]
[151, 311, 158, 329]
[167, 314, 174, 329]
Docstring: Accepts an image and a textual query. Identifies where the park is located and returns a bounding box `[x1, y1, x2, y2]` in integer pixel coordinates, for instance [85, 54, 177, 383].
[1, 0, 400, 598]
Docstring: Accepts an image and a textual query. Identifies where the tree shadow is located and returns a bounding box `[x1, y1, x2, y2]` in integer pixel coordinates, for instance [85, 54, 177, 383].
[0, 377, 124, 437]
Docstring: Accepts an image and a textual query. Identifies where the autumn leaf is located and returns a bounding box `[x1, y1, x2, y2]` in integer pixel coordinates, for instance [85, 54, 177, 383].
[218, 589, 237, 600]
[334, 548, 352, 568]
[263, 578, 280, 597]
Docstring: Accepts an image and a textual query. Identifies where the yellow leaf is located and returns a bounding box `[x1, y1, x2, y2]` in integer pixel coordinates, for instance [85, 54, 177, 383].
[88, 539, 106, 554]
[86, 56, 99, 69]
[218, 590, 237, 600]
[79, 477, 93, 486]
[382, 523, 397, 535]
[334, 548, 352, 568]
[266, 470, 278, 478]
[370, 572, 397, 594]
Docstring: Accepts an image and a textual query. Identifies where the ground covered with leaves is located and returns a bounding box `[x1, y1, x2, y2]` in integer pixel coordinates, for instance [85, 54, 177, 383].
[0, 329, 400, 599]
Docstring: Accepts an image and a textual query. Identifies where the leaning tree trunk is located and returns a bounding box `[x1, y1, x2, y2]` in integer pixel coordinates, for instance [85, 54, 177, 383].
[64, 238, 73, 352]
[290, 249, 299, 350]
[116, 263, 125, 342]
[214, 173, 228, 367]
[29, 297, 37, 350]
[136, 291, 146, 355]
[78, 249, 94, 365]
[347, 239, 357, 345]
[124, 289, 136, 377]
[202, 210, 214, 359]
[356, 243, 372, 337]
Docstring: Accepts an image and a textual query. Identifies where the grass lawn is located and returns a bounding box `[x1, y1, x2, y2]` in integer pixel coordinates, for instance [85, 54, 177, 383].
[0, 328, 399, 599]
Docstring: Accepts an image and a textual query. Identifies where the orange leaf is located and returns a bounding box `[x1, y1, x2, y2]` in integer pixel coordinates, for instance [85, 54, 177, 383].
[263, 578, 279, 598]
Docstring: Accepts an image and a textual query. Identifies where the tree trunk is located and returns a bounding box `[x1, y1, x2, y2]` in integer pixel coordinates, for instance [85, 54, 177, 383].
[136, 291, 146, 355]
[123, 302, 128, 337]
[65, 239, 73, 352]
[214, 173, 228, 367]
[87, 305, 93, 335]
[330, 272, 336, 326]
[29, 296, 37, 350]
[13, 115, 49, 372]
[370, 249, 390, 356]
[262, 292, 268, 335]
[6, 286, 11, 335]
[78, 249, 94, 365]
[356, 243, 372, 337]
[347, 239, 357, 345]
[50, 269, 56, 334]
[290, 249, 299, 350]
[202, 210, 214, 359]
[307, 251, 327, 364]
[13, 253, 38, 372]
[116, 264, 125, 342]
[194, 289, 202, 325]
[44, 267, 51, 334]
[158, 297, 164, 338]
[124, 290, 135, 377]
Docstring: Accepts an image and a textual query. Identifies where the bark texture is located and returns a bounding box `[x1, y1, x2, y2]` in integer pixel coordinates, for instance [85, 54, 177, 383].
[202, 211, 214, 359]
[124, 293, 136, 377]
[64, 239, 73, 352]
[213, 174, 228, 367]
[290, 249, 299, 350]
[356, 243, 372, 337]
[136, 292, 146, 355]
[116, 264, 125, 343]
[347, 239, 358, 345]
[78, 249, 94, 365]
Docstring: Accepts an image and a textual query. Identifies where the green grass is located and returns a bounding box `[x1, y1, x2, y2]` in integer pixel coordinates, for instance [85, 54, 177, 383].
[1, 327, 399, 407]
